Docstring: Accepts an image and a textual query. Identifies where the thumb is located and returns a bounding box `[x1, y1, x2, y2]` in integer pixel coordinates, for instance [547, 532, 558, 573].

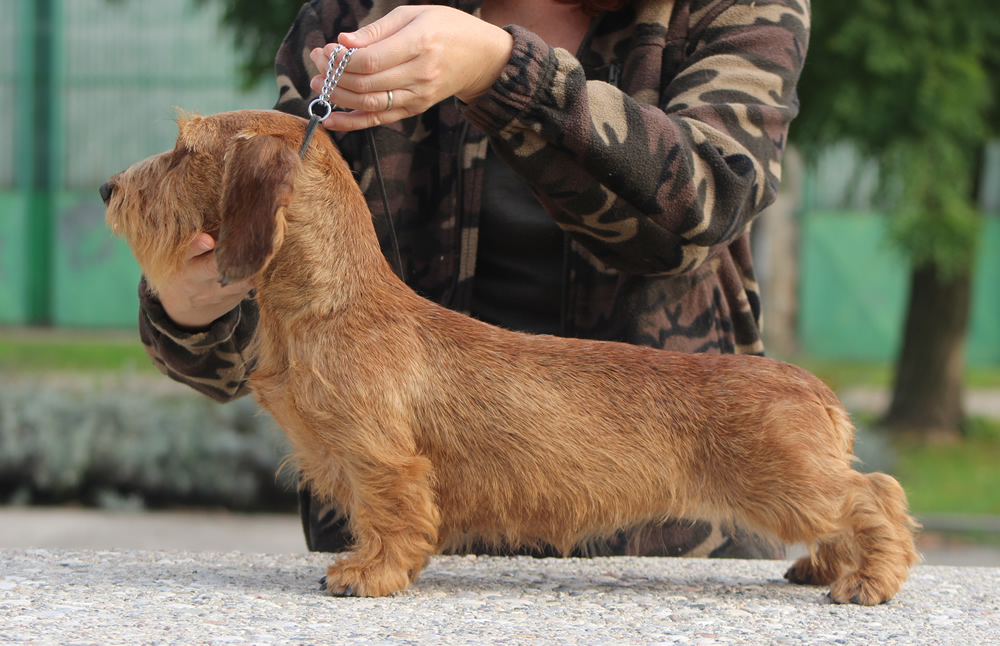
[338, 7, 415, 48]
[186, 233, 216, 260]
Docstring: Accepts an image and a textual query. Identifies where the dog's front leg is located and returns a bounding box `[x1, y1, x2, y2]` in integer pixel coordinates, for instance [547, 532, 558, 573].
[323, 449, 441, 597]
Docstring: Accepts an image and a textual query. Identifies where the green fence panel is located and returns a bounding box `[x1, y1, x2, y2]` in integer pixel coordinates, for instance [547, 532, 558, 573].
[0, 0, 282, 327]
[61, 0, 279, 192]
[0, 192, 29, 325]
[800, 212, 1000, 365]
[0, 2, 17, 189]
[51, 191, 141, 328]
[799, 211, 909, 362]
[969, 218, 1000, 364]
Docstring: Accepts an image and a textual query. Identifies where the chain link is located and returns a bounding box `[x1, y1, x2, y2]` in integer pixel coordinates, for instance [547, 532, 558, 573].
[308, 45, 357, 122]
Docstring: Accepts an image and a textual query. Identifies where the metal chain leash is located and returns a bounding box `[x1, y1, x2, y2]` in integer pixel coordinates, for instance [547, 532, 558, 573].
[299, 45, 357, 158]
[294, 45, 404, 283]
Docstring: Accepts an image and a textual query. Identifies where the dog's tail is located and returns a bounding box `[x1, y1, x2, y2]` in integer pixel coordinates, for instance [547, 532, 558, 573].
[825, 401, 859, 465]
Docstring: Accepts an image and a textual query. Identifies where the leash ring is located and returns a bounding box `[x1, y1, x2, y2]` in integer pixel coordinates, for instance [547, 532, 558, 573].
[308, 98, 333, 122]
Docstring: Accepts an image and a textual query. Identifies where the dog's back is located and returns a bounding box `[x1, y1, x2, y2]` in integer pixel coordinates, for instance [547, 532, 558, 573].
[397, 314, 857, 553]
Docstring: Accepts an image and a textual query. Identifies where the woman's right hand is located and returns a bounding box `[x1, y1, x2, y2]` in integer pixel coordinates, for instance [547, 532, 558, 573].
[158, 233, 255, 331]
[308, 5, 514, 132]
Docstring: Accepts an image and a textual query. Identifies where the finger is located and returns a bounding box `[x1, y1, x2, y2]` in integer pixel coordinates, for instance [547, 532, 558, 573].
[310, 76, 410, 115]
[193, 251, 254, 294]
[322, 107, 404, 132]
[337, 6, 418, 49]
[309, 49, 414, 116]
[190, 248, 223, 281]
[185, 233, 215, 261]
[217, 277, 256, 296]
[312, 31, 417, 85]
[310, 44, 358, 71]
[312, 64, 410, 97]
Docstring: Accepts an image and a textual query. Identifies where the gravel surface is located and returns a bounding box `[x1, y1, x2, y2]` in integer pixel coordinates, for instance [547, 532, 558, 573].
[1, 549, 997, 645]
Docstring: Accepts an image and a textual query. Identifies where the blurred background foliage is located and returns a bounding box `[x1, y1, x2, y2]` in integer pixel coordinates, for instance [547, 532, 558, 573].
[193, 0, 305, 89]
[793, 0, 1000, 438]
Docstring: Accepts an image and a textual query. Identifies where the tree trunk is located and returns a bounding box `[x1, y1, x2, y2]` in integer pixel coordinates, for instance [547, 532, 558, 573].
[881, 263, 971, 439]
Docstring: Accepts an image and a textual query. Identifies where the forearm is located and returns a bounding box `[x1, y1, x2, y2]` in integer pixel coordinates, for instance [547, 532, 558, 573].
[463, 1, 809, 274]
[138, 279, 257, 403]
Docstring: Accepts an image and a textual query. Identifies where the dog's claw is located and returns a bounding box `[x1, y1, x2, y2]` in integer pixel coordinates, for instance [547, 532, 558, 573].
[329, 585, 355, 597]
[319, 575, 355, 597]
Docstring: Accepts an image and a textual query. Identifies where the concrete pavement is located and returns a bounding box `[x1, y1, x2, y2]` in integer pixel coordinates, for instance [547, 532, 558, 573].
[2, 508, 999, 644]
[2, 548, 998, 645]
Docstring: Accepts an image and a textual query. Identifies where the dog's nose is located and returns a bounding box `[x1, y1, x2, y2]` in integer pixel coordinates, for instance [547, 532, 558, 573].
[99, 181, 114, 204]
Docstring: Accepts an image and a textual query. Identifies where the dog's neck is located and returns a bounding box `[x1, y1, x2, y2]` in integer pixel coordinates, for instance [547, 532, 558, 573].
[253, 145, 407, 333]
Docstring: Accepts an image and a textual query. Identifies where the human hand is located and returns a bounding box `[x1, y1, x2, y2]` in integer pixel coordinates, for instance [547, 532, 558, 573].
[308, 5, 514, 131]
[157, 233, 255, 331]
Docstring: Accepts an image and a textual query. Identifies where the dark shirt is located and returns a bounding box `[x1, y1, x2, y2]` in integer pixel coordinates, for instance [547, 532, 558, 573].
[470, 148, 565, 335]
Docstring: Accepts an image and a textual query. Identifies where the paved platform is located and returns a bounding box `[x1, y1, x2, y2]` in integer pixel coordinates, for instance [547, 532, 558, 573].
[1, 549, 997, 645]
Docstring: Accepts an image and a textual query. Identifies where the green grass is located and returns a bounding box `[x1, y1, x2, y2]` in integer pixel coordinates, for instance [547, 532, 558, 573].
[788, 358, 894, 392]
[787, 357, 1000, 392]
[788, 359, 1000, 518]
[894, 423, 1000, 516]
[0, 334, 158, 373]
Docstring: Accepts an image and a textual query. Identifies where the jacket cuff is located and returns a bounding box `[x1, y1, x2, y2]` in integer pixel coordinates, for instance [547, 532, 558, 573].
[462, 25, 559, 135]
[138, 277, 243, 350]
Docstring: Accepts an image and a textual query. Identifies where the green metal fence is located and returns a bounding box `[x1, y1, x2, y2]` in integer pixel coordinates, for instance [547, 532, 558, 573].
[0, 0, 279, 327]
[1, 0, 998, 367]
[798, 143, 1000, 365]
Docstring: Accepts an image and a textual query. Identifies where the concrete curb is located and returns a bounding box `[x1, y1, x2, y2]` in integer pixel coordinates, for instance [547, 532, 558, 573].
[2, 549, 997, 645]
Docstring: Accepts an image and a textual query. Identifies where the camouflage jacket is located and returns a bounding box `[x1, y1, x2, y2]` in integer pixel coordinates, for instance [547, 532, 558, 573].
[139, 0, 809, 402]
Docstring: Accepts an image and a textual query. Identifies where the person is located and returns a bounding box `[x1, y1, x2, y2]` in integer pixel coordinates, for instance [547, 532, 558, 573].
[138, 0, 810, 559]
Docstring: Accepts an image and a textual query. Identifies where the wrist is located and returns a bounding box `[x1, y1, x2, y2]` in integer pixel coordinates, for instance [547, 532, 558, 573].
[166, 312, 216, 333]
[455, 26, 514, 104]
[165, 301, 241, 333]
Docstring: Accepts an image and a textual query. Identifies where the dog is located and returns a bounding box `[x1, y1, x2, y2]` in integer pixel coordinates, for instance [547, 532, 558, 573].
[103, 109, 918, 604]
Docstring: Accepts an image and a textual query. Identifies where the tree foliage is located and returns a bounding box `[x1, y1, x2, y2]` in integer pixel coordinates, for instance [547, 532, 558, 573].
[194, 0, 306, 89]
[794, 0, 1000, 277]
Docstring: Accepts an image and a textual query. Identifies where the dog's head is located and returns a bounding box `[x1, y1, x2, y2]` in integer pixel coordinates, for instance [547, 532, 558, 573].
[102, 110, 306, 293]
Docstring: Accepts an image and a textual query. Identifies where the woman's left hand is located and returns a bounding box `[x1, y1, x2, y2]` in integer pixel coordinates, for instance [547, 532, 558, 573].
[308, 5, 514, 131]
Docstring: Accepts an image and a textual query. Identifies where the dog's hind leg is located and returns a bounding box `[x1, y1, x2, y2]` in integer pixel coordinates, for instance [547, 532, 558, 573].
[824, 471, 919, 605]
[780, 469, 917, 604]
[323, 451, 441, 597]
[785, 534, 856, 587]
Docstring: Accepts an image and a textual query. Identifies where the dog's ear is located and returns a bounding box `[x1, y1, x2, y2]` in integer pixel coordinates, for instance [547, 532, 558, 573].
[215, 132, 299, 285]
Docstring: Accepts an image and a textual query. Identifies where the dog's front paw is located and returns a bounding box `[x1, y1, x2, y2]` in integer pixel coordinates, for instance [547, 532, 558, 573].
[322, 559, 412, 598]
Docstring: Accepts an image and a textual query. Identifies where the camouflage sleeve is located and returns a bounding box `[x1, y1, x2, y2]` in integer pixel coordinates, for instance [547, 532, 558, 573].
[137, 278, 257, 403]
[462, 0, 810, 276]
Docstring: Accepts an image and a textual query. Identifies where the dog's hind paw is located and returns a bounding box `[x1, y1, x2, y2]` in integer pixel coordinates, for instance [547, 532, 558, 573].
[323, 561, 410, 597]
[784, 556, 839, 586]
[319, 573, 357, 597]
[829, 572, 898, 605]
